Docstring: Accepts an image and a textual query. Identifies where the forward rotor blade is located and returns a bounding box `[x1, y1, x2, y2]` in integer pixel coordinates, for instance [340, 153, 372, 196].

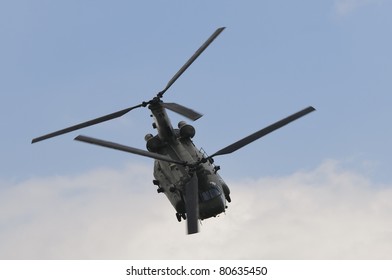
[162, 102, 203, 121]
[74, 135, 187, 165]
[158, 27, 225, 97]
[210, 106, 316, 158]
[184, 173, 199, 234]
[32, 104, 143, 143]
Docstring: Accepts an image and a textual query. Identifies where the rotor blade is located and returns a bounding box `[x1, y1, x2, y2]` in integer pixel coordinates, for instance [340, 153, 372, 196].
[32, 104, 144, 143]
[74, 135, 187, 165]
[184, 173, 199, 234]
[209, 106, 316, 158]
[158, 27, 225, 97]
[162, 102, 203, 121]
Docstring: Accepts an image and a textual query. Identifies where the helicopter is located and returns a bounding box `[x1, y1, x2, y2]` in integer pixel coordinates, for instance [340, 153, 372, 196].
[32, 27, 315, 234]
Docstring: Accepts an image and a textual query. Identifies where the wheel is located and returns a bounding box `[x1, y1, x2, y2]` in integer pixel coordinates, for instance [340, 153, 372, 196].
[157, 187, 164, 193]
[153, 180, 160, 186]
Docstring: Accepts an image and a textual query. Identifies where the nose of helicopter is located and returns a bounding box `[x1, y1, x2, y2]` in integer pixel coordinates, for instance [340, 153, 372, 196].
[199, 193, 226, 220]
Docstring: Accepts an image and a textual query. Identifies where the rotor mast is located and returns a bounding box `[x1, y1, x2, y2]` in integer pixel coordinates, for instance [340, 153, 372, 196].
[148, 101, 176, 142]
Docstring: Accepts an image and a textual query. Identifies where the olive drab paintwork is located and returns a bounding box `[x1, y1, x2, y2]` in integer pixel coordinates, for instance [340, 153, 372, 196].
[147, 100, 230, 230]
[148, 105, 230, 221]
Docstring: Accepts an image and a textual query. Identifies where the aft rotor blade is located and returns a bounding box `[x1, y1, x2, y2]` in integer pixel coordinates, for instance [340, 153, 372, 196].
[32, 104, 144, 143]
[158, 27, 225, 98]
[184, 173, 199, 234]
[162, 102, 203, 121]
[210, 106, 316, 158]
[74, 135, 187, 165]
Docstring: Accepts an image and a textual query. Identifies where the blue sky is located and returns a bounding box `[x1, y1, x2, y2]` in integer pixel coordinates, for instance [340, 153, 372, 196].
[1, 0, 392, 259]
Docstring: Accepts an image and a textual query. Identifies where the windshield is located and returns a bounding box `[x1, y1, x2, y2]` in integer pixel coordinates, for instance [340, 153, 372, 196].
[199, 182, 221, 201]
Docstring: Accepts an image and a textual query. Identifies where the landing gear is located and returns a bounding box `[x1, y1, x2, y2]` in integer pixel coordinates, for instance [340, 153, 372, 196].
[176, 213, 186, 222]
[154, 180, 165, 193]
[157, 187, 164, 193]
[153, 180, 160, 186]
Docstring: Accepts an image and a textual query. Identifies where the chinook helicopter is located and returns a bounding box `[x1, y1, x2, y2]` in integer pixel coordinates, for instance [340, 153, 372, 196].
[32, 27, 315, 234]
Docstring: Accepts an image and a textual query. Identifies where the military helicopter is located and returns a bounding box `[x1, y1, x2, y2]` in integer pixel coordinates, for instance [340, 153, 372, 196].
[32, 27, 315, 234]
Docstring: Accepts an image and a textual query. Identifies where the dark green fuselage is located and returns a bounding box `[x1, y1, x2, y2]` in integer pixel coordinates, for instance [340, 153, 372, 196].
[147, 102, 230, 220]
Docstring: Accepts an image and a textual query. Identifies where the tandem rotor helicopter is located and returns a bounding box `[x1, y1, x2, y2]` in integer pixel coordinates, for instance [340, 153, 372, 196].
[32, 27, 315, 234]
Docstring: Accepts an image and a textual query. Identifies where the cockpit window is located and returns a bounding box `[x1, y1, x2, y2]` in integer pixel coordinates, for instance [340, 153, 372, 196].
[199, 183, 221, 201]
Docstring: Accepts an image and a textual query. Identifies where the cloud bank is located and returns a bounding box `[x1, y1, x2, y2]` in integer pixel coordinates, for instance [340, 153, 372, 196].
[1, 160, 391, 259]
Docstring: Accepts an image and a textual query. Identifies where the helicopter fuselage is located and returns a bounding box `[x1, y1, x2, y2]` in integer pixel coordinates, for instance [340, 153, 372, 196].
[146, 101, 231, 221]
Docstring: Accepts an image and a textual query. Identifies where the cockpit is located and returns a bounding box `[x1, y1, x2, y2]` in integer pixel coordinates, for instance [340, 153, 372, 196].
[199, 182, 221, 202]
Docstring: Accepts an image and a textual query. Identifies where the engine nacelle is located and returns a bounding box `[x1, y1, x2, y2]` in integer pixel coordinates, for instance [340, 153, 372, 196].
[145, 134, 163, 152]
[178, 121, 196, 139]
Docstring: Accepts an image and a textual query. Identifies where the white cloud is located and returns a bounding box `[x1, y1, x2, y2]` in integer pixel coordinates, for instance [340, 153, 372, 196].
[1, 160, 392, 259]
